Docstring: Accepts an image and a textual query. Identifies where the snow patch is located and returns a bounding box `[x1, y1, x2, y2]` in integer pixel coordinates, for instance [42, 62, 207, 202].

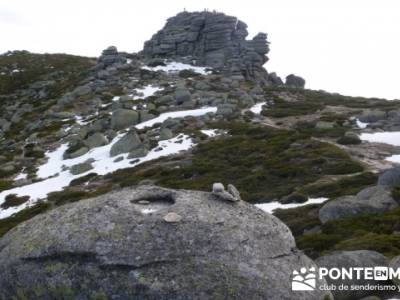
[255, 197, 329, 214]
[356, 119, 369, 129]
[142, 61, 211, 75]
[0, 134, 194, 219]
[360, 131, 400, 146]
[201, 129, 221, 137]
[135, 107, 217, 129]
[133, 85, 163, 100]
[250, 102, 267, 114]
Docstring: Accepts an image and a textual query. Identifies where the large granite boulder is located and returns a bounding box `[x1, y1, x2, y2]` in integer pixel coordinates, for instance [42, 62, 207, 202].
[316, 250, 389, 300]
[319, 185, 398, 223]
[358, 110, 387, 123]
[111, 109, 139, 130]
[378, 166, 400, 187]
[110, 131, 142, 157]
[142, 11, 274, 83]
[0, 186, 331, 300]
[285, 74, 305, 88]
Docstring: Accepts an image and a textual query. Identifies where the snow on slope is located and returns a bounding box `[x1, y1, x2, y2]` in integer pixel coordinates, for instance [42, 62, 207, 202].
[360, 131, 400, 146]
[142, 61, 211, 75]
[255, 197, 329, 214]
[0, 135, 194, 219]
[132, 85, 163, 100]
[250, 102, 267, 114]
[135, 107, 217, 129]
[0, 107, 217, 219]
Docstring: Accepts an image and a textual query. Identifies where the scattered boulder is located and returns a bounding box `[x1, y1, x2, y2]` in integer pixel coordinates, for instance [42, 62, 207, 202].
[127, 146, 149, 159]
[67, 146, 89, 159]
[73, 84, 92, 97]
[111, 109, 139, 130]
[98, 46, 127, 68]
[110, 131, 142, 157]
[316, 250, 389, 300]
[358, 110, 387, 123]
[378, 166, 400, 187]
[0, 185, 331, 300]
[84, 132, 108, 149]
[216, 103, 239, 119]
[319, 185, 398, 223]
[175, 88, 191, 105]
[159, 128, 174, 140]
[70, 161, 94, 175]
[316, 121, 335, 129]
[285, 74, 305, 88]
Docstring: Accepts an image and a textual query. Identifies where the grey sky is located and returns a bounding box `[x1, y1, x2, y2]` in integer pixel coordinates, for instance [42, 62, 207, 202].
[1, 0, 400, 100]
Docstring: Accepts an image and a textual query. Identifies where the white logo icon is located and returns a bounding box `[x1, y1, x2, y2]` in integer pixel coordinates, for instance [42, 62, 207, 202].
[292, 267, 316, 291]
[374, 266, 388, 281]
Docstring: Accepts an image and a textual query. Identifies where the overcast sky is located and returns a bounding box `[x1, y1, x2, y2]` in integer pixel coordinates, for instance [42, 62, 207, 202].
[1, 0, 400, 100]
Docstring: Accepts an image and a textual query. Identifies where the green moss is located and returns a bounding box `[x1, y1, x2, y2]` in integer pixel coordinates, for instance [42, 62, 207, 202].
[69, 173, 98, 186]
[299, 172, 377, 198]
[266, 87, 400, 110]
[106, 122, 364, 202]
[294, 121, 349, 138]
[179, 69, 201, 78]
[1, 194, 30, 209]
[45, 262, 67, 273]
[90, 292, 108, 300]
[0, 179, 13, 192]
[0, 51, 94, 96]
[47, 186, 112, 207]
[337, 135, 362, 145]
[274, 204, 322, 236]
[392, 185, 400, 202]
[48, 284, 76, 300]
[282, 193, 307, 204]
[296, 207, 400, 258]
[262, 98, 324, 118]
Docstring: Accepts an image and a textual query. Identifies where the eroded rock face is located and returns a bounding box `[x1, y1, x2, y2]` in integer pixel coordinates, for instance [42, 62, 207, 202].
[142, 11, 273, 83]
[0, 186, 330, 300]
[319, 185, 398, 223]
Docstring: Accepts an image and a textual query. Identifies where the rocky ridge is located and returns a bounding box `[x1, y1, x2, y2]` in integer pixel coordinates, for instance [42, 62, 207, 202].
[143, 11, 284, 85]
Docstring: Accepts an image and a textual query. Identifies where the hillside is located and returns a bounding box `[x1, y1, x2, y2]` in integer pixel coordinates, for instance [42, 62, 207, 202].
[1, 10, 400, 300]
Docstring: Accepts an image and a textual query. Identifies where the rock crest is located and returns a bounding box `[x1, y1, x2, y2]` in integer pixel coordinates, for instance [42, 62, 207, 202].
[142, 11, 274, 83]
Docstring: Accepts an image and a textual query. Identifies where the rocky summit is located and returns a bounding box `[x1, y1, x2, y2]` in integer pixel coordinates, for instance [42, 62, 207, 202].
[143, 11, 276, 84]
[1, 9, 400, 300]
